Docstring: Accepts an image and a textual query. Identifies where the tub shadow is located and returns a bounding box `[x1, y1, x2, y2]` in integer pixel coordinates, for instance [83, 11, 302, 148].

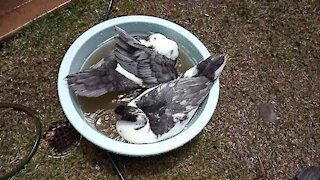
[78, 139, 119, 178]
[80, 136, 201, 179]
[116, 136, 202, 178]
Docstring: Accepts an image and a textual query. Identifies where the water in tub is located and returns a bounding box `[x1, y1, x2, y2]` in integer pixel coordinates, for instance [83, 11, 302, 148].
[77, 37, 195, 142]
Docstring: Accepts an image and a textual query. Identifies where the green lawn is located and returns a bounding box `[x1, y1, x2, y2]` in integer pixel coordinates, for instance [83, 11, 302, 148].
[0, 0, 319, 179]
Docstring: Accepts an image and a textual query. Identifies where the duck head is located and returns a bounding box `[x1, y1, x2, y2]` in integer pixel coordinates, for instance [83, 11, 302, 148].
[145, 33, 179, 60]
[114, 105, 153, 143]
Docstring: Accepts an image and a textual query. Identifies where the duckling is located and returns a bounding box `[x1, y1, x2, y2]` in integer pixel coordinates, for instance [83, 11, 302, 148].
[66, 26, 178, 97]
[115, 54, 227, 144]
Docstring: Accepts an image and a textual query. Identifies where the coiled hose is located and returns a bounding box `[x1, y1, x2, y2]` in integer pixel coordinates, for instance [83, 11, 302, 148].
[0, 102, 42, 180]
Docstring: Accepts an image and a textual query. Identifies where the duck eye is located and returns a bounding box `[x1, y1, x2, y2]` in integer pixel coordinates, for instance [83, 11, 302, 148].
[153, 37, 156, 40]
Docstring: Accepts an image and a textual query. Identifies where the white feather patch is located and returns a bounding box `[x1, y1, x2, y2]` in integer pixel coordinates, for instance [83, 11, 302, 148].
[115, 64, 143, 86]
[157, 106, 199, 142]
[183, 66, 198, 78]
[145, 34, 179, 60]
[139, 39, 149, 47]
[116, 120, 157, 144]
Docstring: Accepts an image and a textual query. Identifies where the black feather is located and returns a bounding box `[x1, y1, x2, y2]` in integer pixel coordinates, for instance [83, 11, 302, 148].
[114, 105, 137, 122]
[196, 55, 225, 81]
[114, 26, 178, 87]
[66, 26, 178, 97]
[134, 77, 212, 135]
[66, 53, 139, 97]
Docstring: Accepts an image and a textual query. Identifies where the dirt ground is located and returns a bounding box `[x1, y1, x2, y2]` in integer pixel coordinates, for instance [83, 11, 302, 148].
[0, 0, 319, 179]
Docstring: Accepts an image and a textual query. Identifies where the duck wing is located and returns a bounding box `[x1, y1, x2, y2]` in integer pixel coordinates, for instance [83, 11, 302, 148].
[66, 53, 139, 97]
[135, 77, 212, 136]
[114, 26, 178, 88]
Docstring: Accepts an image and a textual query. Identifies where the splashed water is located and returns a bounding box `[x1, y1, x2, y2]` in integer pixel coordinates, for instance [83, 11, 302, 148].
[82, 88, 143, 143]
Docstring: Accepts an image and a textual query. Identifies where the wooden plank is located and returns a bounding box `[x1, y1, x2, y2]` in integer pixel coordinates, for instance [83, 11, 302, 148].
[0, 0, 31, 16]
[0, 0, 73, 43]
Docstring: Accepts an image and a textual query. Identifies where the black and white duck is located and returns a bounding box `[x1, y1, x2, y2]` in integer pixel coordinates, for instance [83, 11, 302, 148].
[66, 26, 179, 97]
[114, 54, 227, 144]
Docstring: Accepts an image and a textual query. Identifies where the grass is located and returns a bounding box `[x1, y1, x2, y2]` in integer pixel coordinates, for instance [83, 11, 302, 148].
[0, 109, 35, 175]
[0, 0, 320, 179]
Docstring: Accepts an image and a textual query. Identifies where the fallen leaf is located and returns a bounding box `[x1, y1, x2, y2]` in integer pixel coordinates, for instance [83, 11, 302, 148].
[258, 103, 278, 124]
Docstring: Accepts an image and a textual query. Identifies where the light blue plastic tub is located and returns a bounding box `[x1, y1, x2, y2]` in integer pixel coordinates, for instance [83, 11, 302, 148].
[57, 15, 219, 156]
